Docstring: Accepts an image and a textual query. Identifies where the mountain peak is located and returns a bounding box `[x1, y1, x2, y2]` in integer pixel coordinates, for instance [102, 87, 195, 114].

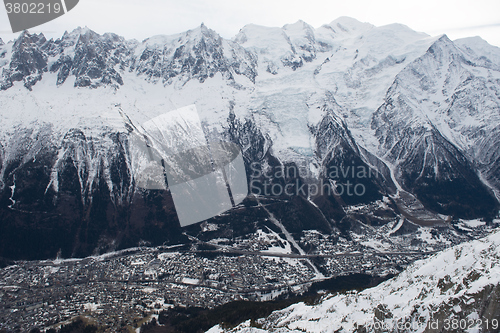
[233, 23, 287, 46]
[141, 23, 218, 47]
[69, 26, 93, 37]
[75, 29, 100, 45]
[377, 22, 428, 37]
[16, 30, 34, 41]
[283, 20, 311, 30]
[13, 30, 46, 49]
[197, 22, 211, 35]
[454, 35, 500, 52]
[57, 27, 92, 49]
[329, 16, 374, 32]
[426, 34, 457, 54]
[437, 33, 452, 42]
[282, 20, 315, 38]
[455, 35, 500, 68]
[183, 23, 220, 42]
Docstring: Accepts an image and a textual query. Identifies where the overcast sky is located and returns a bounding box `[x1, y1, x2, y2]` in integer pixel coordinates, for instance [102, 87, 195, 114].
[1, 0, 500, 47]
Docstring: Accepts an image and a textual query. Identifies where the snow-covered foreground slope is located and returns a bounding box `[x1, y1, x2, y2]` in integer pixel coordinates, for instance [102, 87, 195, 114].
[210, 228, 500, 333]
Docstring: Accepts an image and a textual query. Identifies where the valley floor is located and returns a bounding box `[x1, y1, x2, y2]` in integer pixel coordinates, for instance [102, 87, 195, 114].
[0, 217, 497, 332]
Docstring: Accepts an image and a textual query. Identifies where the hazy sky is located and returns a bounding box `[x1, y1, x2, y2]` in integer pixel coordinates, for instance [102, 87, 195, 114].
[1, 0, 500, 47]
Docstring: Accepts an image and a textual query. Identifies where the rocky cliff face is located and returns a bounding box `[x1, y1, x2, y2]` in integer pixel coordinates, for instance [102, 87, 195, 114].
[131, 24, 258, 85]
[0, 18, 498, 260]
[1, 31, 48, 90]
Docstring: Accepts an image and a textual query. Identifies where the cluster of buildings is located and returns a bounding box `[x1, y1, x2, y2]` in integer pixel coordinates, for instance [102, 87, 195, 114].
[1, 216, 494, 332]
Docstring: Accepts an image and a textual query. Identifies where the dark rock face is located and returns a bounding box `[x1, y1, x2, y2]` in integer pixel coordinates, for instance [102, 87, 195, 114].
[2, 26, 257, 91]
[0, 127, 186, 260]
[395, 129, 498, 219]
[49, 30, 130, 87]
[1, 31, 48, 90]
[311, 94, 386, 206]
[132, 24, 257, 84]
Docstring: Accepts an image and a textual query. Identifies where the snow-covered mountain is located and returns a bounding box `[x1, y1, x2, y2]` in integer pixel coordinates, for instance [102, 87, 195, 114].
[209, 227, 500, 333]
[0, 17, 499, 260]
[372, 35, 500, 219]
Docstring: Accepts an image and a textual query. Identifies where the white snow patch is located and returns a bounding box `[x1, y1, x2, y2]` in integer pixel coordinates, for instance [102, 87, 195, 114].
[181, 278, 200, 285]
[462, 219, 486, 228]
